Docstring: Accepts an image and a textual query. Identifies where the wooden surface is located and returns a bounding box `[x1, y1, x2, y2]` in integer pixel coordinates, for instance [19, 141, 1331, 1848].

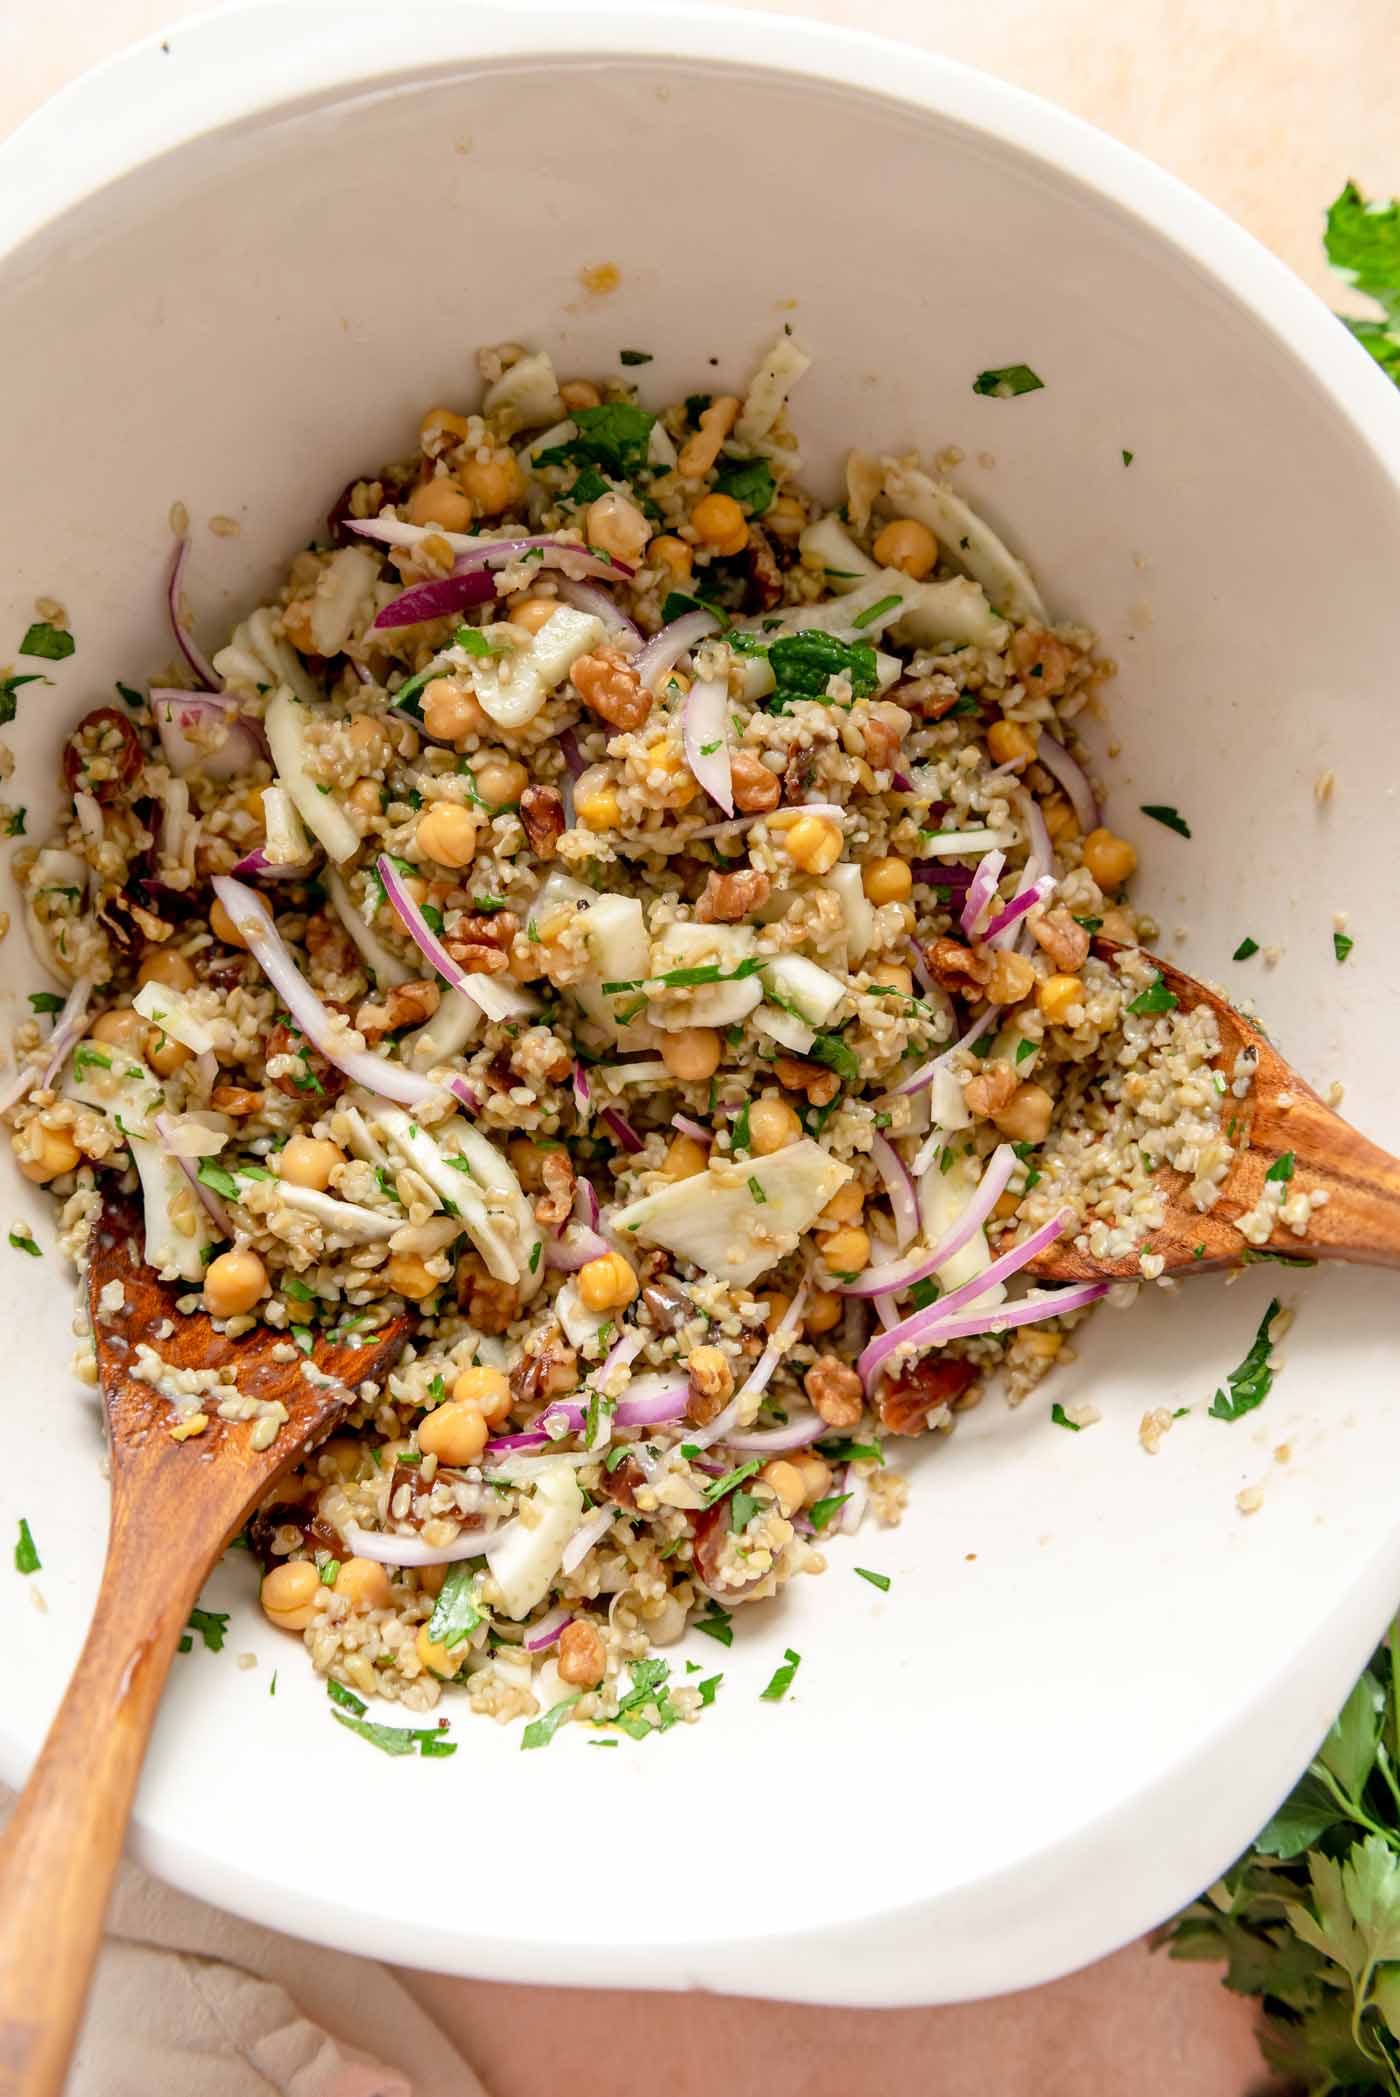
[1033, 945, 1400, 1281]
[0, 1196, 410, 2097]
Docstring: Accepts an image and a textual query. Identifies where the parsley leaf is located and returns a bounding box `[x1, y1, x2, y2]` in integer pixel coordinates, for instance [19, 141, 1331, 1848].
[759, 630, 879, 712]
[536, 401, 655, 478]
[1140, 803, 1192, 837]
[619, 347, 653, 366]
[807, 1030, 860, 1085]
[1335, 931, 1354, 963]
[696, 1673, 723, 1707]
[1050, 1402, 1081, 1432]
[694, 1607, 734, 1647]
[972, 364, 1044, 398]
[1265, 1151, 1296, 1184]
[8, 1229, 41, 1258]
[1233, 937, 1260, 960]
[4, 807, 25, 837]
[713, 457, 775, 515]
[0, 672, 48, 726]
[1209, 1298, 1285, 1421]
[186, 1606, 229, 1652]
[1325, 181, 1400, 328]
[854, 1566, 891, 1592]
[521, 1692, 583, 1749]
[27, 992, 64, 1015]
[703, 1458, 762, 1506]
[196, 1159, 241, 1202]
[808, 1491, 851, 1531]
[760, 1647, 802, 1701]
[426, 1562, 483, 1653]
[20, 622, 74, 661]
[1127, 973, 1179, 1016]
[14, 1517, 40, 1573]
[1121, 449, 1134, 466]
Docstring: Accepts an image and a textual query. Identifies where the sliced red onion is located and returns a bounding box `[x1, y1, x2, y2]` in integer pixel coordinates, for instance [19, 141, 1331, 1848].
[600, 1107, 643, 1154]
[39, 976, 96, 1094]
[687, 801, 844, 843]
[447, 1074, 482, 1113]
[211, 875, 447, 1109]
[723, 1409, 829, 1455]
[540, 1375, 689, 1437]
[670, 1113, 711, 1144]
[375, 855, 537, 1026]
[150, 689, 267, 780]
[682, 676, 733, 815]
[560, 729, 588, 780]
[912, 861, 976, 891]
[689, 1279, 811, 1453]
[561, 1504, 617, 1576]
[524, 1606, 574, 1652]
[858, 1209, 1073, 1388]
[371, 569, 496, 631]
[891, 771, 914, 792]
[347, 519, 633, 584]
[906, 1279, 1110, 1345]
[1037, 732, 1099, 833]
[984, 875, 1057, 943]
[572, 1062, 591, 1121]
[634, 608, 719, 693]
[840, 1467, 868, 1536]
[841, 1144, 1016, 1300]
[1019, 788, 1054, 890]
[154, 1110, 233, 1236]
[870, 1133, 919, 1250]
[166, 537, 217, 690]
[552, 577, 640, 640]
[891, 1005, 998, 1099]
[959, 849, 1006, 939]
[232, 844, 315, 882]
[485, 1430, 551, 1456]
[544, 1222, 612, 1272]
[341, 1520, 513, 1567]
[575, 1174, 601, 1230]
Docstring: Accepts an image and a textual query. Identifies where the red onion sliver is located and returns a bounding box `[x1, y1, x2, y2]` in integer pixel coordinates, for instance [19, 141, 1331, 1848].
[690, 1279, 811, 1453]
[910, 1279, 1110, 1344]
[447, 1074, 482, 1112]
[840, 1467, 868, 1536]
[682, 675, 733, 815]
[723, 1410, 830, 1455]
[634, 608, 719, 693]
[576, 1175, 602, 1231]
[561, 1504, 617, 1576]
[371, 569, 496, 630]
[572, 1061, 591, 1121]
[342, 1520, 513, 1567]
[552, 577, 640, 640]
[166, 537, 218, 690]
[984, 876, 1057, 943]
[670, 1113, 711, 1144]
[841, 1144, 1016, 1301]
[891, 770, 914, 792]
[154, 1111, 233, 1236]
[232, 845, 316, 882]
[891, 1004, 998, 1099]
[600, 1106, 643, 1154]
[858, 1210, 1073, 1388]
[523, 1607, 574, 1653]
[211, 875, 447, 1109]
[38, 976, 95, 1094]
[150, 689, 267, 779]
[544, 1223, 612, 1272]
[346, 519, 634, 584]
[959, 849, 1006, 939]
[870, 1133, 919, 1251]
[375, 854, 537, 1027]
[1037, 732, 1099, 833]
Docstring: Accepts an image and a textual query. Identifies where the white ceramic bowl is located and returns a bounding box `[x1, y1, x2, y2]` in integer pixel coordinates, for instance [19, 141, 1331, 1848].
[4, 1, 1400, 2007]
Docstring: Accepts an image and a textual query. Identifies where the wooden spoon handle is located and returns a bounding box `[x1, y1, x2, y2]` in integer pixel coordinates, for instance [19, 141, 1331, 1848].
[0, 1496, 205, 2097]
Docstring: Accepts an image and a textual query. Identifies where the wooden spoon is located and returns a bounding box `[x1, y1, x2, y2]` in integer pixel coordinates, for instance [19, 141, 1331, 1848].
[1030, 944, 1400, 1280]
[0, 1192, 412, 2097]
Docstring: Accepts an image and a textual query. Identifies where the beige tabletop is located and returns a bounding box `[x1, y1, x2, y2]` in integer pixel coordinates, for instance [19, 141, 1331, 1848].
[3, 2, 1395, 2091]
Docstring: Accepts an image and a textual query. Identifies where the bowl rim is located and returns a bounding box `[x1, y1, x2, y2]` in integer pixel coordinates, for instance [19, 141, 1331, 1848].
[5, 0, 1400, 2005]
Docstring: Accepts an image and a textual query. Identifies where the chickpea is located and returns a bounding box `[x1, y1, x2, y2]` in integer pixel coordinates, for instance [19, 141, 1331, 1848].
[348, 778, 383, 817]
[984, 949, 1036, 1004]
[209, 896, 248, 949]
[861, 856, 912, 905]
[586, 491, 651, 565]
[661, 1133, 708, 1181]
[559, 379, 601, 412]
[992, 1189, 1020, 1221]
[417, 1562, 448, 1598]
[868, 962, 913, 996]
[1081, 828, 1138, 891]
[577, 1251, 639, 1313]
[406, 478, 474, 532]
[689, 491, 748, 556]
[872, 517, 938, 580]
[416, 1622, 464, 1677]
[820, 1225, 871, 1275]
[1042, 792, 1080, 846]
[260, 1560, 320, 1631]
[781, 815, 843, 875]
[421, 678, 487, 744]
[316, 1436, 362, 1481]
[279, 1134, 345, 1191]
[659, 1028, 721, 1082]
[1099, 907, 1136, 944]
[137, 948, 195, 991]
[240, 785, 269, 826]
[649, 535, 693, 583]
[508, 597, 558, 636]
[418, 1399, 489, 1465]
[1037, 973, 1084, 1025]
[804, 1289, 842, 1336]
[416, 803, 478, 868]
[992, 1082, 1055, 1144]
[203, 1247, 267, 1317]
[144, 1027, 191, 1077]
[419, 406, 470, 451]
[474, 756, 529, 807]
[986, 718, 1039, 769]
[747, 1097, 801, 1156]
[766, 492, 807, 539]
[557, 1616, 607, 1688]
[386, 1252, 439, 1301]
[90, 1007, 147, 1054]
[820, 1180, 866, 1228]
[759, 1459, 805, 1519]
[15, 1122, 81, 1184]
[335, 1556, 392, 1612]
[786, 1453, 832, 1509]
[460, 448, 525, 516]
[452, 1364, 512, 1427]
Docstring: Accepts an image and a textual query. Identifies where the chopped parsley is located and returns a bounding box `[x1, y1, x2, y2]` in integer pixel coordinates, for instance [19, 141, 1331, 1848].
[426, 1562, 483, 1652]
[186, 1607, 229, 1652]
[619, 347, 653, 366]
[1334, 931, 1354, 963]
[694, 1606, 734, 1647]
[703, 1458, 762, 1506]
[730, 1101, 752, 1157]
[1325, 181, 1400, 381]
[661, 588, 729, 628]
[1265, 1151, 1296, 1184]
[8, 1229, 40, 1258]
[818, 1438, 884, 1465]
[909, 1276, 941, 1311]
[696, 1673, 723, 1707]
[455, 628, 506, 659]
[746, 1174, 767, 1204]
[0, 672, 48, 725]
[196, 1159, 241, 1201]
[1074, 915, 1103, 934]
[319, 1558, 341, 1584]
[760, 1647, 802, 1701]
[1122, 449, 1134, 466]
[1209, 1298, 1285, 1422]
[535, 401, 655, 478]
[1015, 1038, 1036, 1064]
[116, 679, 143, 708]
[807, 1030, 860, 1085]
[20, 621, 74, 661]
[27, 991, 64, 1014]
[4, 807, 24, 837]
[972, 364, 1044, 398]
[713, 456, 775, 516]
[855, 1566, 891, 1592]
[71, 1044, 112, 1076]
[1127, 973, 1179, 1017]
[1140, 803, 1192, 838]
[14, 1517, 40, 1574]
[1233, 937, 1260, 961]
[808, 1492, 851, 1531]
[1051, 1402, 1081, 1431]
[521, 1692, 583, 1749]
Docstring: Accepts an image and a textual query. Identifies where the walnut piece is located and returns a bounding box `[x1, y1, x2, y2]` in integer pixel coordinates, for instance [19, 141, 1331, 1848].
[1031, 906, 1090, 972]
[355, 978, 440, 1041]
[924, 937, 992, 993]
[519, 783, 566, 859]
[729, 752, 782, 814]
[695, 867, 771, 924]
[533, 1150, 576, 1229]
[804, 1354, 863, 1428]
[687, 1345, 735, 1424]
[571, 647, 652, 731]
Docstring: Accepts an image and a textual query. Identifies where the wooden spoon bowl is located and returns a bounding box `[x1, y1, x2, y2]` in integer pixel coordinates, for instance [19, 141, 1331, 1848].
[0, 1192, 412, 2097]
[1030, 944, 1400, 1281]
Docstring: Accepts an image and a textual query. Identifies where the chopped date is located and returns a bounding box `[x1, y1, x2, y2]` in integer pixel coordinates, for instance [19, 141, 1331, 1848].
[63, 708, 144, 804]
[877, 1356, 979, 1435]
